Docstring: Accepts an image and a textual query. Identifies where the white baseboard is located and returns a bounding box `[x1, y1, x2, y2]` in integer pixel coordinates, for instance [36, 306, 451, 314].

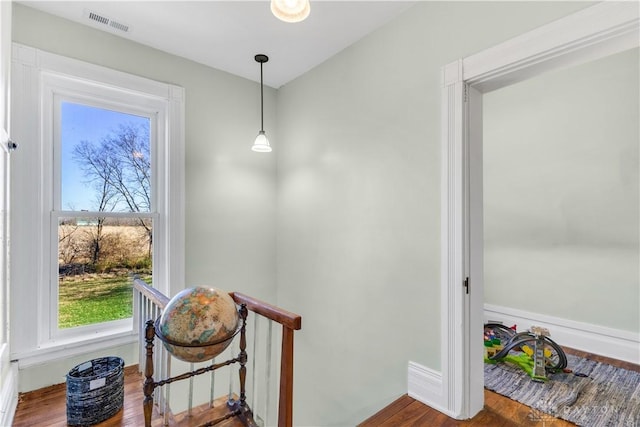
[407, 361, 454, 418]
[408, 306, 638, 421]
[0, 362, 18, 427]
[484, 304, 640, 364]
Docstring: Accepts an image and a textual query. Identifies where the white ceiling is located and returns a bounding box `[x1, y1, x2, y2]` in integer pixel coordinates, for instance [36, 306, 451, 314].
[19, 1, 416, 88]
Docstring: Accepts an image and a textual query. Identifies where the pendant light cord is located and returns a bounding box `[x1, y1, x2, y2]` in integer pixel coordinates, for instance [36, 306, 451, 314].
[260, 61, 264, 132]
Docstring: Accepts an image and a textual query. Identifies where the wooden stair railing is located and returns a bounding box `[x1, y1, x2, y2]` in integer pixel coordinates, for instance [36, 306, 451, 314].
[229, 292, 302, 427]
[133, 279, 172, 425]
[133, 280, 302, 427]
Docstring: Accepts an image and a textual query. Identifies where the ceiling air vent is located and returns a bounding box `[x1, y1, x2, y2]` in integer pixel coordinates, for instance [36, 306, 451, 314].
[109, 20, 130, 33]
[83, 9, 131, 34]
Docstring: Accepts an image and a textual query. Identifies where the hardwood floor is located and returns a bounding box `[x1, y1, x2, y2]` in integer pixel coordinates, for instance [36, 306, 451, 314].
[13, 365, 244, 427]
[358, 390, 576, 427]
[14, 366, 145, 427]
[13, 349, 639, 426]
[359, 348, 640, 427]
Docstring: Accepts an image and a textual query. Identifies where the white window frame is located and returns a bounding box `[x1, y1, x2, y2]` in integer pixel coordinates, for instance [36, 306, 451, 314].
[10, 44, 185, 367]
[48, 86, 160, 340]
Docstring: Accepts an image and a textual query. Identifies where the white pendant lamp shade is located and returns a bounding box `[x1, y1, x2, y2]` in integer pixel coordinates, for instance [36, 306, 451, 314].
[271, 0, 310, 23]
[252, 130, 272, 152]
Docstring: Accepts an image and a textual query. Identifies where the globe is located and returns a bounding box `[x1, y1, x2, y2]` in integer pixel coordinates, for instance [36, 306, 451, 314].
[158, 287, 240, 362]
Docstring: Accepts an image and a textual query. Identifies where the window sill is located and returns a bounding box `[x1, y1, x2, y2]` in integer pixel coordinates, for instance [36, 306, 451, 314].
[12, 328, 137, 368]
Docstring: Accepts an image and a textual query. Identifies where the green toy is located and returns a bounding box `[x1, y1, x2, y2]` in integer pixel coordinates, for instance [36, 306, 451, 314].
[484, 323, 567, 381]
[485, 352, 548, 381]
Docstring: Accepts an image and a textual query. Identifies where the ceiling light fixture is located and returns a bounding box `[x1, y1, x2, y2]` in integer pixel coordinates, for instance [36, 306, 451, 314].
[251, 54, 272, 153]
[271, 0, 310, 23]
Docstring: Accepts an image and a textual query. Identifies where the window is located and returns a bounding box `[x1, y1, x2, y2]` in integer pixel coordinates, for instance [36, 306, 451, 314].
[11, 44, 184, 365]
[57, 102, 153, 330]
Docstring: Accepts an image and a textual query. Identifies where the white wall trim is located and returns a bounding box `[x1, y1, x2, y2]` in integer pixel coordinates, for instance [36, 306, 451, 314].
[10, 43, 185, 361]
[484, 304, 640, 365]
[1, 4, 14, 423]
[16, 331, 137, 369]
[407, 362, 452, 418]
[464, 1, 640, 92]
[20, 43, 177, 99]
[439, 1, 640, 420]
[0, 362, 17, 427]
[166, 83, 186, 297]
[440, 57, 470, 419]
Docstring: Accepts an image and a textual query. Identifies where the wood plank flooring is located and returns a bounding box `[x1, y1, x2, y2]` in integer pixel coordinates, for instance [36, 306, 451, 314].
[359, 348, 640, 427]
[358, 390, 576, 427]
[14, 366, 144, 427]
[13, 348, 639, 426]
[12, 365, 244, 427]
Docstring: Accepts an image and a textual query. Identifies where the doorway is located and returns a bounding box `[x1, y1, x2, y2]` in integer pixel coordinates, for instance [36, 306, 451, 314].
[482, 42, 639, 386]
[439, 2, 640, 419]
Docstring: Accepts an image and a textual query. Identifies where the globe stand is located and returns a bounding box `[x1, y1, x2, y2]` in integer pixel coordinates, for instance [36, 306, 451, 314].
[143, 304, 257, 427]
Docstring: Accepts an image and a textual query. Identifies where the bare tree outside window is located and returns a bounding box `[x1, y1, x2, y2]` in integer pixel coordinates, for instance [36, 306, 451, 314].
[58, 103, 153, 329]
[72, 123, 153, 260]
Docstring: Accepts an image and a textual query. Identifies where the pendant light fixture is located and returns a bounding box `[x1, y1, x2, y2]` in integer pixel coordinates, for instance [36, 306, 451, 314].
[251, 54, 272, 153]
[271, 0, 311, 23]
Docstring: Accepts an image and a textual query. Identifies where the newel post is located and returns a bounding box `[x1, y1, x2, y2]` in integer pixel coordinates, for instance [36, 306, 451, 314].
[143, 320, 156, 427]
[278, 326, 295, 427]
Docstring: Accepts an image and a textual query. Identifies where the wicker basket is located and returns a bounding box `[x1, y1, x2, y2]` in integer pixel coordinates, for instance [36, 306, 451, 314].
[66, 356, 124, 426]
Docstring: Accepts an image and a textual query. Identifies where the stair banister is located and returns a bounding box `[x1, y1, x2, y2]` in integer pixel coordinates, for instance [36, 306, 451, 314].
[230, 292, 302, 427]
[133, 280, 302, 427]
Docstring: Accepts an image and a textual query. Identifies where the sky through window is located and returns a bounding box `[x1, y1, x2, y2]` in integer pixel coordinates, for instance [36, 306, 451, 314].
[61, 102, 150, 211]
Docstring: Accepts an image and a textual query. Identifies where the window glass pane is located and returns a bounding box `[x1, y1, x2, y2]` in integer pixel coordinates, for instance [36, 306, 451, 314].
[61, 102, 151, 213]
[58, 216, 153, 329]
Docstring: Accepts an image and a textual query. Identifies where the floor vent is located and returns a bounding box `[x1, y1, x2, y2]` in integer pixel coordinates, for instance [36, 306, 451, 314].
[84, 9, 131, 33]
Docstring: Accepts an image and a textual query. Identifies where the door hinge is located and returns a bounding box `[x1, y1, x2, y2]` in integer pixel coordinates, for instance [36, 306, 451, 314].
[464, 277, 469, 294]
[464, 85, 468, 102]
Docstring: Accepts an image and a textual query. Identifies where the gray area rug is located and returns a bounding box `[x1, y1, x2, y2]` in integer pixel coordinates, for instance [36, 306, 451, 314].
[484, 354, 640, 426]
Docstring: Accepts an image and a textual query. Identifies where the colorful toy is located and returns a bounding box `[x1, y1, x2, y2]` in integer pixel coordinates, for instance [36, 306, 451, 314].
[484, 323, 567, 381]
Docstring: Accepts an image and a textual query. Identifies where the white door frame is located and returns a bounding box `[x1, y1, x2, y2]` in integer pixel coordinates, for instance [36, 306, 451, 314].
[440, 2, 639, 419]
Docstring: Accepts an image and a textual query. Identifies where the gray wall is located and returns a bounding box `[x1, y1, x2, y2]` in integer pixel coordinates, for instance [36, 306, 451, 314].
[483, 48, 639, 333]
[275, 2, 590, 425]
[11, 1, 607, 425]
[12, 3, 277, 391]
